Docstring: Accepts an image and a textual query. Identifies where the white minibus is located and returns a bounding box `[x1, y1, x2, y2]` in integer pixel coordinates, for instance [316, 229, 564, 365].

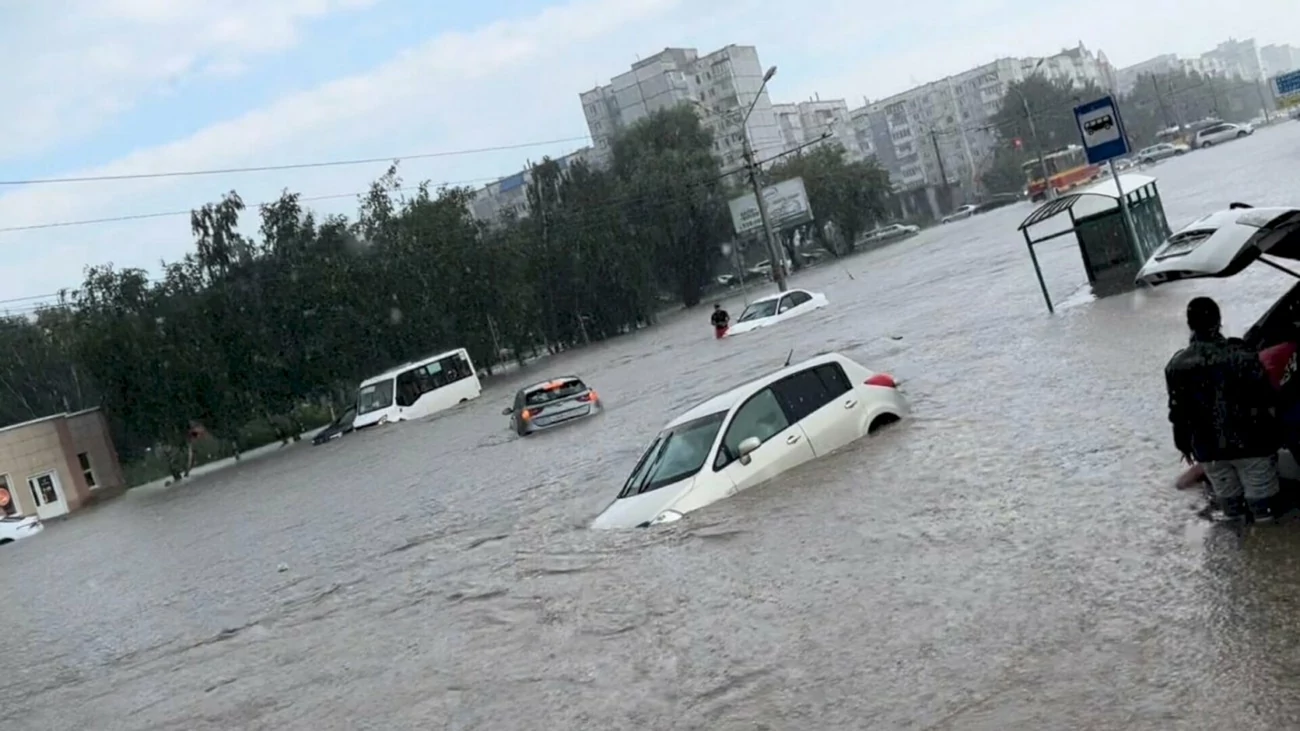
[353, 348, 482, 429]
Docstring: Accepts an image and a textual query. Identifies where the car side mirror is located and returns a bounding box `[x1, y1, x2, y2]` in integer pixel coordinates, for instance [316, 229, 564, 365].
[737, 436, 762, 465]
[501, 406, 513, 416]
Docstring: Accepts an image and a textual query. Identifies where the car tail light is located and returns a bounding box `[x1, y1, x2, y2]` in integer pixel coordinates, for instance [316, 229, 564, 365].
[865, 373, 897, 388]
[522, 406, 545, 421]
[578, 390, 598, 403]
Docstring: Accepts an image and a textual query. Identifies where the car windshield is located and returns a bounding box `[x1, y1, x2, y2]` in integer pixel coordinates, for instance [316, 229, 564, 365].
[738, 299, 779, 322]
[524, 378, 587, 406]
[357, 380, 394, 415]
[618, 411, 726, 498]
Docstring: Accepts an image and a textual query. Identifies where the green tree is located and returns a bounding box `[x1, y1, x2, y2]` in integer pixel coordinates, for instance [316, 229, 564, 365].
[611, 105, 730, 307]
[990, 74, 1105, 155]
[768, 144, 892, 256]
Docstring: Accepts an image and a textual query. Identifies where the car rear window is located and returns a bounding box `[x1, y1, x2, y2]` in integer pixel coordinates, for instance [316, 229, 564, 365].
[524, 378, 587, 406]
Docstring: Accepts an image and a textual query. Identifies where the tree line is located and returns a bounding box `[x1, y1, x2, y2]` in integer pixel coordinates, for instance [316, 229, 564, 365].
[982, 68, 1276, 193]
[0, 104, 895, 476]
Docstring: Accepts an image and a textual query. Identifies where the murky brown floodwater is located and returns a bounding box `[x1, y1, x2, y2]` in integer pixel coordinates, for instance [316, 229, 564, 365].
[6, 124, 1300, 730]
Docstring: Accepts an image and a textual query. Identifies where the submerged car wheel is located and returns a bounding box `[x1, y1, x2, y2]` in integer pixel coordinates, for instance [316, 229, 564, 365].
[868, 413, 901, 434]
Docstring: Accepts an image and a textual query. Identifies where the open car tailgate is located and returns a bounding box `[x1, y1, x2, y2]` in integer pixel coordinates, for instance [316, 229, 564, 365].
[1136, 207, 1300, 286]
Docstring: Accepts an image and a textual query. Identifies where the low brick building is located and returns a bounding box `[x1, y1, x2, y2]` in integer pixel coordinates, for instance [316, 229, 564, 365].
[0, 408, 125, 520]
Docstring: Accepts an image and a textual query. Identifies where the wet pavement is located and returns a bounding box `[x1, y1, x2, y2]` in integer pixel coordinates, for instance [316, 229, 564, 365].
[6, 122, 1300, 730]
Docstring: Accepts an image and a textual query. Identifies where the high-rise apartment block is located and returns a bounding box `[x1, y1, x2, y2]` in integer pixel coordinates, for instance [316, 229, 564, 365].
[849, 44, 1114, 196]
[578, 45, 785, 171]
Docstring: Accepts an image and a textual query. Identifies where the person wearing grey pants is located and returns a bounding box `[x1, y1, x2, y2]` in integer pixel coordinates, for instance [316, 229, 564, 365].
[1166, 297, 1282, 521]
[1202, 456, 1280, 510]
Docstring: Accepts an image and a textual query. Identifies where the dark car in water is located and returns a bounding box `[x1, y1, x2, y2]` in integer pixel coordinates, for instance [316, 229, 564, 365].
[503, 376, 602, 436]
[312, 406, 357, 446]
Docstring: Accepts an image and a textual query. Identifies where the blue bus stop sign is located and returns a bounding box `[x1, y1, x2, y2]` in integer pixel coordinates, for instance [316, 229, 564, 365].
[1074, 95, 1130, 165]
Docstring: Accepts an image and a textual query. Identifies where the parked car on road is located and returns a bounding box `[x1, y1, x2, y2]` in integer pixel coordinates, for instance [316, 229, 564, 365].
[503, 376, 602, 436]
[726, 288, 828, 337]
[0, 515, 44, 545]
[973, 194, 1023, 214]
[862, 223, 920, 243]
[312, 406, 356, 446]
[1193, 122, 1253, 148]
[591, 351, 908, 529]
[941, 205, 978, 224]
[1136, 142, 1188, 165]
[746, 258, 792, 280]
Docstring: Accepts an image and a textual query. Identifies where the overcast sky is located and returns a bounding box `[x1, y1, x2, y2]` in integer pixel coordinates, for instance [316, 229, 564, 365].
[0, 0, 1295, 305]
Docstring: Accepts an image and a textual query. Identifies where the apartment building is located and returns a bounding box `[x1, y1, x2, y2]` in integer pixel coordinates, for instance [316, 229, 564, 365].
[578, 45, 785, 171]
[1261, 43, 1300, 76]
[774, 99, 866, 160]
[1202, 38, 1265, 80]
[849, 44, 1112, 212]
[771, 103, 805, 152]
[469, 147, 594, 225]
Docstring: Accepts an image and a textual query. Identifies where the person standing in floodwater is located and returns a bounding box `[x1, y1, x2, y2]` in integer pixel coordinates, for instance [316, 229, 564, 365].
[1166, 297, 1282, 521]
[711, 303, 730, 339]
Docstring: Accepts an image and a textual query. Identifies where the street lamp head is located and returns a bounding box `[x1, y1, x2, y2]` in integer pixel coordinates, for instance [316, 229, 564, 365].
[763, 66, 778, 82]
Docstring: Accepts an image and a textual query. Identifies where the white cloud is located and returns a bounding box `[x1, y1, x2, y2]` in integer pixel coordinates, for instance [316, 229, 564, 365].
[0, 0, 380, 162]
[0, 0, 1296, 303]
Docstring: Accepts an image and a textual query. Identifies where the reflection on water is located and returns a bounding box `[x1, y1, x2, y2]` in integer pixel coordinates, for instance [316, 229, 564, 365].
[4, 125, 1300, 730]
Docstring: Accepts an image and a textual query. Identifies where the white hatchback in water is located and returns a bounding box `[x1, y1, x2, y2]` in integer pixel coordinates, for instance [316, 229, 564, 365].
[591, 352, 909, 529]
[726, 288, 828, 336]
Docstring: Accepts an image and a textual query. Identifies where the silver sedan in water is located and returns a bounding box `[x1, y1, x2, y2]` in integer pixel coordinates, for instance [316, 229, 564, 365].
[502, 376, 602, 436]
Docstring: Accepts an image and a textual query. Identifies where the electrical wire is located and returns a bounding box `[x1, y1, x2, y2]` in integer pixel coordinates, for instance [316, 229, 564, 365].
[0, 136, 593, 186]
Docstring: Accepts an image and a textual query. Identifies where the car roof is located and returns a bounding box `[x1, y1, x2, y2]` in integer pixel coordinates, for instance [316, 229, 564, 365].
[521, 375, 584, 393]
[746, 288, 811, 306]
[662, 351, 858, 429]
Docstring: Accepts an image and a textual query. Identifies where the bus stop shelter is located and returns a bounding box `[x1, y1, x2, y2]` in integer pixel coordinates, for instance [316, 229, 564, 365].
[1017, 173, 1172, 313]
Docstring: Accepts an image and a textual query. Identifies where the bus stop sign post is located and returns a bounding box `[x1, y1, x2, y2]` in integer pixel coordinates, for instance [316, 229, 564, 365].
[1074, 95, 1141, 263]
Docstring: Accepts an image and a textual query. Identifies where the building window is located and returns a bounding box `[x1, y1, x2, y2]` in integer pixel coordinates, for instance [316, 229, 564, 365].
[78, 453, 97, 488]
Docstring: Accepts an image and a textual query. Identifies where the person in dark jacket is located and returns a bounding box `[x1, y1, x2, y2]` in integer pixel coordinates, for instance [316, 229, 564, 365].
[1166, 297, 1282, 520]
[711, 303, 730, 339]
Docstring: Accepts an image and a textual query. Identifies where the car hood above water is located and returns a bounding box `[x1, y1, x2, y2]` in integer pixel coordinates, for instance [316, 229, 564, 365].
[590, 475, 697, 530]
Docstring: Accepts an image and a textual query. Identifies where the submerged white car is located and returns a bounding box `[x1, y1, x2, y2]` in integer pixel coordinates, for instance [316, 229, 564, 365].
[591, 352, 909, 529]
[726, 288, 828, 336]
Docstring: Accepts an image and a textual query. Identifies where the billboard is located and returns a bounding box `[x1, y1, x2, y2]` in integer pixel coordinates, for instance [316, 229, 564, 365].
[728, 177, 814, 235]
[1273, 70, 1300, 107]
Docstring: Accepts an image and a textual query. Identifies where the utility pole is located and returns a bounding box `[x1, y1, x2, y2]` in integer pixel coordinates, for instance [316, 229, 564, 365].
[743, 137, 788, 292]
[1151, 74, 1173, 129]
[1257, 76, 1273, 123]
[929, 128, 951, 210]
[1014, 91, 1054, 201]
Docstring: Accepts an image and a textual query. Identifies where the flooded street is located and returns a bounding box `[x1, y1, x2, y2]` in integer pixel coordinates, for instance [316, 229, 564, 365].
[7, 123, 1300, 730]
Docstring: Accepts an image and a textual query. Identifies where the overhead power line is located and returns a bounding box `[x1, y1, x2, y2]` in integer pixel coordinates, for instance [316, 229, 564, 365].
[0, 135, 592, 186]
[0, 178, 498, 234]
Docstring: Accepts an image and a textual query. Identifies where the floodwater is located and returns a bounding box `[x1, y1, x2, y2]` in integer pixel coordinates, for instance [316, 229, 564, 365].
[7, 123, 1300, 730]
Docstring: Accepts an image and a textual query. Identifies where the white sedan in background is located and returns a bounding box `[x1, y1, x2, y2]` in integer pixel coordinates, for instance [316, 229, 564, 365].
[591, 352, 909, 529]
[726, 288, 828, 336]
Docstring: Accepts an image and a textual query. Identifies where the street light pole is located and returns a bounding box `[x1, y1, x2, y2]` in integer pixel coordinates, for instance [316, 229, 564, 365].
[743, 135, 787, 292]
[740, 66, 788, 292]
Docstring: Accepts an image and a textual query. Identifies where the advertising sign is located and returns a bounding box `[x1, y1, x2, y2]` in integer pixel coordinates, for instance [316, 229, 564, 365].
[728, 177, 814, 235]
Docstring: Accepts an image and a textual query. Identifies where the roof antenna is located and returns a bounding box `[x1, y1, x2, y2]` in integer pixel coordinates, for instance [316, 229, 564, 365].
[1229, 202, 1253, 209]
[783, 348, 794, 367]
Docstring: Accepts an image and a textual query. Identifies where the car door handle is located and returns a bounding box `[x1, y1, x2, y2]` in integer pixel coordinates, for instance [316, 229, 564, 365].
[786, 433, 801, 445]
[844, 399, 858, 409]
